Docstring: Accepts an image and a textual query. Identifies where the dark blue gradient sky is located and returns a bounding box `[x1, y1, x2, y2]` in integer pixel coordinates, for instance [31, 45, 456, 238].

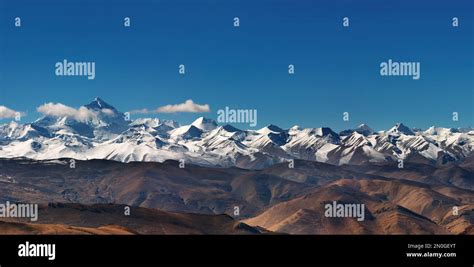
[1, 0, 473, 130]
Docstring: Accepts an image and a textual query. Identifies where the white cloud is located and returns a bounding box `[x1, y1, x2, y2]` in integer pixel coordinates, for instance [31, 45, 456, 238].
[0, 106, 22, 119]
[131, 100, 210, 114]
[37, 103, 98, 121]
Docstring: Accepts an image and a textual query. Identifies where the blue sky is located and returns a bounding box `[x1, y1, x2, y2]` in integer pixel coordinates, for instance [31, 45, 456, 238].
[0, 0, 473, 131]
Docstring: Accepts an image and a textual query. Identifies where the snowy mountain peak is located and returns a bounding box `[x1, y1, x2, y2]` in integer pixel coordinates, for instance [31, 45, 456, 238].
[343, 131, 370, 147]
[290, 125, 301, 130]
[357, 124, 372, 130]
[257, 124, 284, 135]
[311, 127, 337, 137]
[191, 117, 218, 131]
[30, 98, 129, 140]
[424, 126, 457, 136]
[84, 97, 120, 114]
[288, 125, 302, 135]
[129, 118, 179, 129]
[355, 124, 374, 136]
[170, 125, 203, 139]
[221, 124, 241, 133]
[339, 124, 373, 136]
[387, 123, 415, 136]
[129, 118, 161, 128]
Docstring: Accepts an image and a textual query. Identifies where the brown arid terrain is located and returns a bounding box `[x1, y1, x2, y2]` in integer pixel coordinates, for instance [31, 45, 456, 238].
[244, 178, 474, 234]
[0, 158, 472, 234]
[0, 221, 135, 235]
[0, 203, 264, 234]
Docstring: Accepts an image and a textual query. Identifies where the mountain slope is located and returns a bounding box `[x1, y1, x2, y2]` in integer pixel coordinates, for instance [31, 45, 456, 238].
[244, 178, 472, 234]
[0, 203, 263, 234]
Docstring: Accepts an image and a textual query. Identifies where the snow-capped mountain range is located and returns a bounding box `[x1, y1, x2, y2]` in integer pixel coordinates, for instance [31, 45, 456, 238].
[1, 98, 473, 169]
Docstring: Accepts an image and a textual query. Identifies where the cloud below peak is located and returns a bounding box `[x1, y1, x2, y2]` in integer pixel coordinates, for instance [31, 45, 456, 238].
[36, 102, 112, 121]
[37, 103, 93, 121]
